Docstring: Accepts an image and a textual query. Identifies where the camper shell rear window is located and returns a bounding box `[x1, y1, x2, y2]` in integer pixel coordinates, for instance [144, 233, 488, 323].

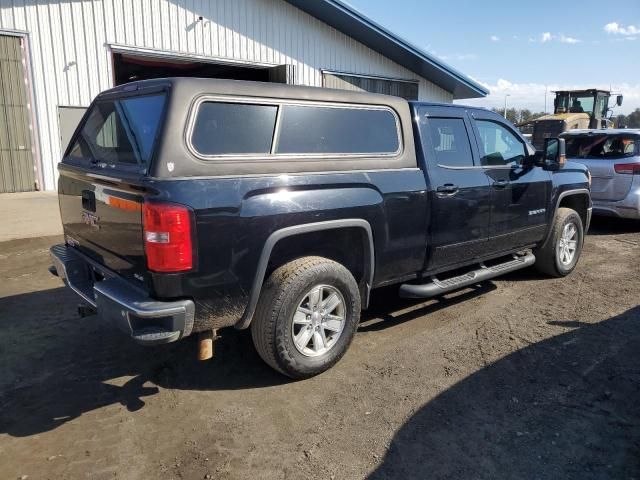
[66, 92, 167, 170]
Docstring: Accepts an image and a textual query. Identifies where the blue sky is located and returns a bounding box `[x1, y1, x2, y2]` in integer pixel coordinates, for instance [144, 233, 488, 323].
[347, 0, 640, 114]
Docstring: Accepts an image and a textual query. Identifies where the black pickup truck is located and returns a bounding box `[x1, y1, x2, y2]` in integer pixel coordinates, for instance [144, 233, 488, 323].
[50, 78, 591, 378]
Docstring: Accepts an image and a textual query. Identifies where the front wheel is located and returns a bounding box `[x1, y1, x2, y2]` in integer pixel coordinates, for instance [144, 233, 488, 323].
[251, 256, 361, 379]
[534, 207, 584, 277]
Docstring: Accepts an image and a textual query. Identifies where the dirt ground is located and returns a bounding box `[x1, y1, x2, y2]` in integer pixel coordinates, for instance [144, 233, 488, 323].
[1, 217, 639, 480]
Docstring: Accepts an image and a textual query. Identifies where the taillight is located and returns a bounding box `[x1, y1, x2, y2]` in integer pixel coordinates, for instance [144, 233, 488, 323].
[143, 202, 193, 272]
[614, 163, 640, 175]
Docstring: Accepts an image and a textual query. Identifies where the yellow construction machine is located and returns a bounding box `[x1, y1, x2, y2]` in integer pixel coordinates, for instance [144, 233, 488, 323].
[521, 89, 623, 149]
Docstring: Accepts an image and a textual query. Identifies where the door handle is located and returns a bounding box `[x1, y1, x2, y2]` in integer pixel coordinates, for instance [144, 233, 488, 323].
[81, 190, 96, 212]
[436, 184, 459, 195]
[493, 180, 510, 189]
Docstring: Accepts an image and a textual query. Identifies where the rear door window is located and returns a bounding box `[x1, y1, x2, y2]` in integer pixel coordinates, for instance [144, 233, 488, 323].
[565, 135, 637, 159]
[68, 93, 166, 168]
[424, 117, 474, 167]
[191, 102, 278, 156]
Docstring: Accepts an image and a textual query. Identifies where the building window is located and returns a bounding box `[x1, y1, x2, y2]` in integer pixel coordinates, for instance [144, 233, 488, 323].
[323, 72, 419, 101]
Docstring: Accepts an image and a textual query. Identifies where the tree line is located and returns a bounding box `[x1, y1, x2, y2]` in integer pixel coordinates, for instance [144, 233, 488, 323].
[491, 108, 547, 125]
[613, 109, 640, 128]
[492, 107, 640, 128]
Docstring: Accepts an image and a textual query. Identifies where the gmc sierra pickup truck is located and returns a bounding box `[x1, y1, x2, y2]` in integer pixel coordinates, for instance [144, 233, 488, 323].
[50, 78, 592, 378]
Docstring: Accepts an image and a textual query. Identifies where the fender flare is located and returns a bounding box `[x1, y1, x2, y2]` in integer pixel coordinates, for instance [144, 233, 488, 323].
[235, 219, 375, 330]
[542, 188, 591, 246]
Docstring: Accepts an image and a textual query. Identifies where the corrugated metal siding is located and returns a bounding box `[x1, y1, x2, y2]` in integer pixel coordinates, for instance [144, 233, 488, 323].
[0, 34, 34, 192]
[0, 0, 454, 191]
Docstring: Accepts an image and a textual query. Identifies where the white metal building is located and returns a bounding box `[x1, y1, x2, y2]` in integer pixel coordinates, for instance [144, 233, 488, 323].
[0, 0, 487, 192]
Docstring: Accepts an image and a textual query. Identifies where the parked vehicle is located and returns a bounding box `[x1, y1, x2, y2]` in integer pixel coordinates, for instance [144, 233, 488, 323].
[519, 89, 623, 149]
[562, 129, 640, 219]
[49, 78, 592, 378]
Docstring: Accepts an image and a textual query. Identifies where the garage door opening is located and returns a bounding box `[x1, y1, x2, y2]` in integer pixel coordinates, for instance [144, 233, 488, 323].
[112, 52, 294, 86]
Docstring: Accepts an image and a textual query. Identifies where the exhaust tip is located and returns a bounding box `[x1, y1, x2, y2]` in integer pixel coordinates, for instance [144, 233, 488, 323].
[198, 329, 218, 361]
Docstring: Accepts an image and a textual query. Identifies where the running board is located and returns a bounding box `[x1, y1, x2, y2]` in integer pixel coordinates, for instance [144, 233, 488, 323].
[399, 252, 536, 299]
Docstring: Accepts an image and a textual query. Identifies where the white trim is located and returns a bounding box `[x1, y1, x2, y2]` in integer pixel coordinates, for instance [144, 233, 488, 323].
[0, 28, 29, 38]
[184, 94, 403, 162]
[108, 43, 279, 69]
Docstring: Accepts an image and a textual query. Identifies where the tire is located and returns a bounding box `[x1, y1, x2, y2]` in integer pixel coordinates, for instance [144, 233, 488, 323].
[251, 256, 361, 379]
[534, 207, 584, 277]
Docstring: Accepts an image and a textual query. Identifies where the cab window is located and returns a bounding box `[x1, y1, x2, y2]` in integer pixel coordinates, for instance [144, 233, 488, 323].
[475, 120, 526, 166]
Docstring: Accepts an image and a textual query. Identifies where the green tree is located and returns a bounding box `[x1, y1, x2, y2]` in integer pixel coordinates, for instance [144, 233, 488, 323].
[614, 109, 640, 128]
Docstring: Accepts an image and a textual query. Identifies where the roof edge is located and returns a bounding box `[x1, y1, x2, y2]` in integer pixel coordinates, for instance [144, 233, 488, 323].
[284, 0, 489, 99]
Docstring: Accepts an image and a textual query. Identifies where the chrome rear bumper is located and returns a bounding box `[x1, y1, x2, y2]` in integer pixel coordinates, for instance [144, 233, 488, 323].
[50, 244, 195, 345]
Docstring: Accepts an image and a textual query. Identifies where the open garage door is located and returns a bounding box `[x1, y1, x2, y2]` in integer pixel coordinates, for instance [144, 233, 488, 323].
[0, 35, 35, 193]
[112, 52, 295, 86]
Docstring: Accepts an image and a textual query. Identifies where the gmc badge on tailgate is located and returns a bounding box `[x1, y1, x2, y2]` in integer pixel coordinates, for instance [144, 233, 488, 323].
[81, 211, 100, 229]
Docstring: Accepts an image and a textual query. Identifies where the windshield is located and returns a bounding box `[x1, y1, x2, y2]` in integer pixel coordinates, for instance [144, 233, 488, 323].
[555, 93, 595, 115]
[565, 135, 637, 159]
[67, 93, 166, 168]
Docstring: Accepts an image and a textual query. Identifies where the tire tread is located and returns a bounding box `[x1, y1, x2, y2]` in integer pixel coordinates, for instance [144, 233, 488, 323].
[251, 256, 359, 378]
[534, 207, 583, 277]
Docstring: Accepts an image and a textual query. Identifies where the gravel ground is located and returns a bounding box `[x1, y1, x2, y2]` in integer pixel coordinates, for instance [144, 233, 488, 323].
[1, 217, 639, 480]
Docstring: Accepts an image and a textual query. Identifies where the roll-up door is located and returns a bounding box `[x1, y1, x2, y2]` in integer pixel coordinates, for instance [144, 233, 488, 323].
[0, 35, 34, 193]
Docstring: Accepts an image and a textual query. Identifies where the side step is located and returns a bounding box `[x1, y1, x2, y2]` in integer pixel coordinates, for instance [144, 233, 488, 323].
[399, 252, 536, 299]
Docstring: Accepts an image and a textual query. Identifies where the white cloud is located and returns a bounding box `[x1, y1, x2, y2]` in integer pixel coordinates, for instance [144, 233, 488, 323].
[439, 53, 477, 61]
[456, 79, 640, 115]
[428, 48, 477, 61]
[490, 35, 500, 42]
[541, 32, 553, 42]
[604, 22, 640, 36]
[559, 34, 580, 44]
[530, 32, 581, 44]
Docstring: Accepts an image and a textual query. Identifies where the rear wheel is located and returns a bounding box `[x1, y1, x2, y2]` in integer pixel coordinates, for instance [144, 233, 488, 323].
[251, 256, 361, 379]
[534, 207, 584, 277]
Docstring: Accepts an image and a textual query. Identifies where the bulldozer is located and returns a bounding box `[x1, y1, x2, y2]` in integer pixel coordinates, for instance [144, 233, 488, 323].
[521, 89, 623, 149]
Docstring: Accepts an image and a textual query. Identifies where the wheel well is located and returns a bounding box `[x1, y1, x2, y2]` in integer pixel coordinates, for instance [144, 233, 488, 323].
[558, 193, 589, 228]
[266, 227, 371, 301]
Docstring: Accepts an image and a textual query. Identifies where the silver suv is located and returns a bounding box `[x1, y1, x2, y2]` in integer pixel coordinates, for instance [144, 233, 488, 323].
[562, 129, 640, 219]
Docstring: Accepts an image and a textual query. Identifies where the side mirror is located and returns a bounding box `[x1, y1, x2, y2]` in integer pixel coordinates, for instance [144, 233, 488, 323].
[616, 95, 623, 107]
[541, 138, 566, 171]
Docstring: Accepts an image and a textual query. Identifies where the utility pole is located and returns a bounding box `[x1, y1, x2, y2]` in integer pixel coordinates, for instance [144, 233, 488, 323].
[504, 94, 510, 119]
[544, 86, 548, 113]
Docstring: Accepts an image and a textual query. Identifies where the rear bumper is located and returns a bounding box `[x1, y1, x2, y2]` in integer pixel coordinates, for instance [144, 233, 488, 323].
[592, 188, 640, 220]
[50, 244, 195, 345]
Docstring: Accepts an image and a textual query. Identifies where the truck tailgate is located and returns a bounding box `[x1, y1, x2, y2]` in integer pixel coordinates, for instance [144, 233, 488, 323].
[58, 167, 146, 279]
